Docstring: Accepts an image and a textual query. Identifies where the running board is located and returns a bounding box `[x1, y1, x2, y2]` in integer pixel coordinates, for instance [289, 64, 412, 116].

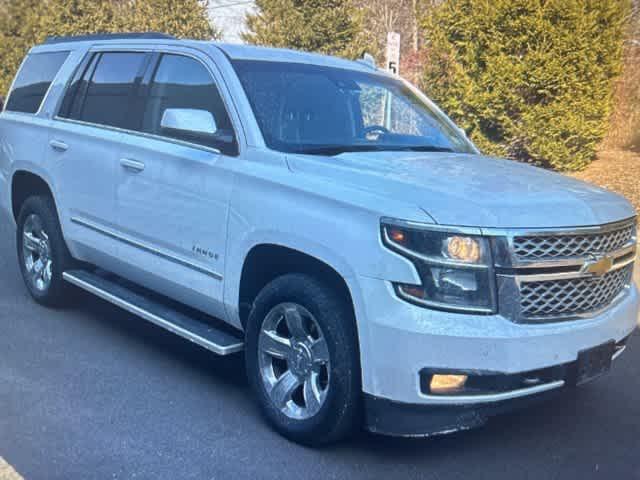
[63, 269, 244, 355]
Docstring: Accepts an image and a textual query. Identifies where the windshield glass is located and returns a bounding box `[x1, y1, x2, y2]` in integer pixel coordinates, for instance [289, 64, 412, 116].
[231, 60, 475, 155]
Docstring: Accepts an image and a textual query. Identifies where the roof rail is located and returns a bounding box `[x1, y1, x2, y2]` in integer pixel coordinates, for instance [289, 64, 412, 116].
[43, 32, 176, 45]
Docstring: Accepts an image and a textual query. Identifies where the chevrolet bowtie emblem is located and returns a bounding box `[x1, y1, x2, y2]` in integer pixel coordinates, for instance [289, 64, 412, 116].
[581, 255, 614, 277]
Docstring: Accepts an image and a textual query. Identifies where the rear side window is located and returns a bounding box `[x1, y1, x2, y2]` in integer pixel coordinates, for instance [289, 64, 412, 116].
[5, 51, 69, 114]
[142, 54, 236, 153]
[75, 52, 147, 129]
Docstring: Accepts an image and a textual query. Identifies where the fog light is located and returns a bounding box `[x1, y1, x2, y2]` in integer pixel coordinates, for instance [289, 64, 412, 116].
[430, 374, 468, 394]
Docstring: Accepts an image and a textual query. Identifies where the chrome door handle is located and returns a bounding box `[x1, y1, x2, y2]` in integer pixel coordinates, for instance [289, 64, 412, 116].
[49, 140, 68, 152]
[120, 158, 145, 172]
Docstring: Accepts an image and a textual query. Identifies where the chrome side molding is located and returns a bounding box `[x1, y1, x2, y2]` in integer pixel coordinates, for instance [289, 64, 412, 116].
[70, 216, 223, 280]
[418, 380, 565, 405]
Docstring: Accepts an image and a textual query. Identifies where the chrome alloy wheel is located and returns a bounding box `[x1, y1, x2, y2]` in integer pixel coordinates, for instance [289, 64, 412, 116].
[22, 213, 53, 292]
[258, 303, 331, 420]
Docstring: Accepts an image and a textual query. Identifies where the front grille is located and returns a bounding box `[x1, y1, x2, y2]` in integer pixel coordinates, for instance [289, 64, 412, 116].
[519, 264, 633, 319]
[513, 221, 636, 261]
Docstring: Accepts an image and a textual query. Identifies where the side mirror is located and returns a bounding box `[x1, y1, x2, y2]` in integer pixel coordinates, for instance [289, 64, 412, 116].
[160, 108, 217, 136]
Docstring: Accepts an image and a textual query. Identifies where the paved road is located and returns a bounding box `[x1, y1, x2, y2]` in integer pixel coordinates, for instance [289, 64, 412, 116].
[1, 212, 640, 480]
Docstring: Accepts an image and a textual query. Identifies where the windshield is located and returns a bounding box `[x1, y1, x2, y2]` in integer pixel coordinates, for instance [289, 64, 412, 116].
[231, 60, 476, 156]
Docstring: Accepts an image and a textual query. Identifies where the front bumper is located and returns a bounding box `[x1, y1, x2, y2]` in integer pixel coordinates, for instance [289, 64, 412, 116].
[365, 388, 562, 437]
[354, 275, 639, 430]
[364, 336, 630, 436]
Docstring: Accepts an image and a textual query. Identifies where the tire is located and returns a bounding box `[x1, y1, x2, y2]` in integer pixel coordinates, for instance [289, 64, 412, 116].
[245, 273, 361, 446]
[16, 195, 75, 307]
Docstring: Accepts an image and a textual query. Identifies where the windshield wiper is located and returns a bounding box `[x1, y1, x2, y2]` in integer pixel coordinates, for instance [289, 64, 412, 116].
[291, 145, 386, 156]
[291, 144, 455, 156]
[397, 145, 454, 152]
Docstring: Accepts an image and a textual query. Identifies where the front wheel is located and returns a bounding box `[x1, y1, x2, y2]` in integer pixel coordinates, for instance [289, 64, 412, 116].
[245, 274, 361, 446]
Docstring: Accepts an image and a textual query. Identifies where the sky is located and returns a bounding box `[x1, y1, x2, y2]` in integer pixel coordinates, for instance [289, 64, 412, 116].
[208, 0, 254, 43]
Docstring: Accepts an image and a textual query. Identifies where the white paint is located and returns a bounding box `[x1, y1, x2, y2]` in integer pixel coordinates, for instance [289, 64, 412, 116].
[0, 39, 637, 414]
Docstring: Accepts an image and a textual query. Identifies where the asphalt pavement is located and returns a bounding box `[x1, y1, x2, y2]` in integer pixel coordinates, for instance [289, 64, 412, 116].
[1, 211, 640, 480]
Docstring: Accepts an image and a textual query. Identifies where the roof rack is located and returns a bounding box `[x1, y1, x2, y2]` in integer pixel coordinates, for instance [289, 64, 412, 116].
[44, 32, 176, 45]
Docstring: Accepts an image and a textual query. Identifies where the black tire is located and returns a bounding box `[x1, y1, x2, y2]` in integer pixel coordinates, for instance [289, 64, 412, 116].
[245, 273, 361, 446]
[16, 195, 75, 307]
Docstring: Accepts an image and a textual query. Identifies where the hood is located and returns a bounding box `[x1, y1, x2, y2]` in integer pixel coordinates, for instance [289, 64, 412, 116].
[286, 151, 635, 229]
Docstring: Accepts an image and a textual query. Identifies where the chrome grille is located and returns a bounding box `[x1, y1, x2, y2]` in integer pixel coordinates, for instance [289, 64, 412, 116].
[519, 264, 633, 320]
[494, 218, 637, 323]
[513, 221, 636, 261]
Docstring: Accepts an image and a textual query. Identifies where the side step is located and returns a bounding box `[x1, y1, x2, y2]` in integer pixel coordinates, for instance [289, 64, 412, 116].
[63, 269, 244, 355]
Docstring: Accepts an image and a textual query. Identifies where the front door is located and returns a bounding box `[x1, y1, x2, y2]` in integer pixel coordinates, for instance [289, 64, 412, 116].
[114, 50, 238, 319]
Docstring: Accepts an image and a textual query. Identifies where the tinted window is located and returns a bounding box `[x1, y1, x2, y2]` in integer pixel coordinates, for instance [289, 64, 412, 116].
[232, 60, 475, 155]
[57, 53, 97, 119]
[142, 54, 236, 153]
[6, 52, 69, 114]
[78, 52, 147, 129]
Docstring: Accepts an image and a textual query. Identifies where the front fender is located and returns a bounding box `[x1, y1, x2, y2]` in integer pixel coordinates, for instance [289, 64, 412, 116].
[222, 179, 423, 329]
[223, 225, 361, 328]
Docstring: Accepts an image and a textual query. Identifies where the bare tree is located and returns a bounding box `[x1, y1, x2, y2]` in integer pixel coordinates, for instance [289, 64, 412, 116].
[354, 0, 441, 67]
[355, 0, 415, 60]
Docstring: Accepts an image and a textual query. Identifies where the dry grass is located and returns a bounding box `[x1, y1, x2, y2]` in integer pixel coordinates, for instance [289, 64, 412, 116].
[572, 149, 640, 212]
[570, 149, 640, 286]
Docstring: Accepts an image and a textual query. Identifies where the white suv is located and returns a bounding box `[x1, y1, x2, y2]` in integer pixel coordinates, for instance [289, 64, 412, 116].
[0, 33, 637, 445]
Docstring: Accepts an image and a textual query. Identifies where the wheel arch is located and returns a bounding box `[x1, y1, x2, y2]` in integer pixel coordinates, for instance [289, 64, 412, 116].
[237, 243, 358, 332]
[11, 170, 58, 221]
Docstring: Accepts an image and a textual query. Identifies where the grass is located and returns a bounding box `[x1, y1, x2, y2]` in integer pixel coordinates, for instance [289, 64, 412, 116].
[570, 149, 640, 285]
[571, 149, 640, 213]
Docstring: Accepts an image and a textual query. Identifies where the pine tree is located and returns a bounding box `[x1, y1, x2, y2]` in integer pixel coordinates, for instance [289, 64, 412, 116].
[0, 0, 218, 98]
[420, 0, 631, 171]
[122, 0, 220, 40]
[0, 0, 44, 98]
[243, 0, 366, 59]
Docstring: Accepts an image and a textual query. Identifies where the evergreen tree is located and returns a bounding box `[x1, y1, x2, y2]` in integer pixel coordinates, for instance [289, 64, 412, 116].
[243, 0, 366, 58]
[420, 0, 630, 171]
[0, 0, 44, 98]
[0, 0, 218, 97]
[122, 0, 219, 40]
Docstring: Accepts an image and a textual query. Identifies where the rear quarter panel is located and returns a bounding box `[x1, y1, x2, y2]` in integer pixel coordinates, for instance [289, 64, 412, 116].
[0, 45, 85, 227]
[0, 113, 53, 225]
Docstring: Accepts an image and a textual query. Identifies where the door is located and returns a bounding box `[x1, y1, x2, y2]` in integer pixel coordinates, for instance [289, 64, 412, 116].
[50, 51, 150, 266]
[114, 51, 238, 319]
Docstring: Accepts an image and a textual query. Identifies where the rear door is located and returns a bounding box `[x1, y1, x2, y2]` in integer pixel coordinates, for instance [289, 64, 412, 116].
[113, 48, 239, 319]
[51, 49, 151, 266]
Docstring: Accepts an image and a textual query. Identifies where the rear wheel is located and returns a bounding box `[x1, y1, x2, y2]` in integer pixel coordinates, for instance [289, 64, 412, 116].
[245, 274, 361, 445]
[17, 195, 75, 306]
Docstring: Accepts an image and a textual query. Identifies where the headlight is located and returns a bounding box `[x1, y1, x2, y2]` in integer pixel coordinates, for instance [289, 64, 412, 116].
[381, 220, 496, 313]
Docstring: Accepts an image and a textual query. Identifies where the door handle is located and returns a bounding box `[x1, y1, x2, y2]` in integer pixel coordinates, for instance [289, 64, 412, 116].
[49, 140, 68, 152]
[120, 158, 145, 173]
